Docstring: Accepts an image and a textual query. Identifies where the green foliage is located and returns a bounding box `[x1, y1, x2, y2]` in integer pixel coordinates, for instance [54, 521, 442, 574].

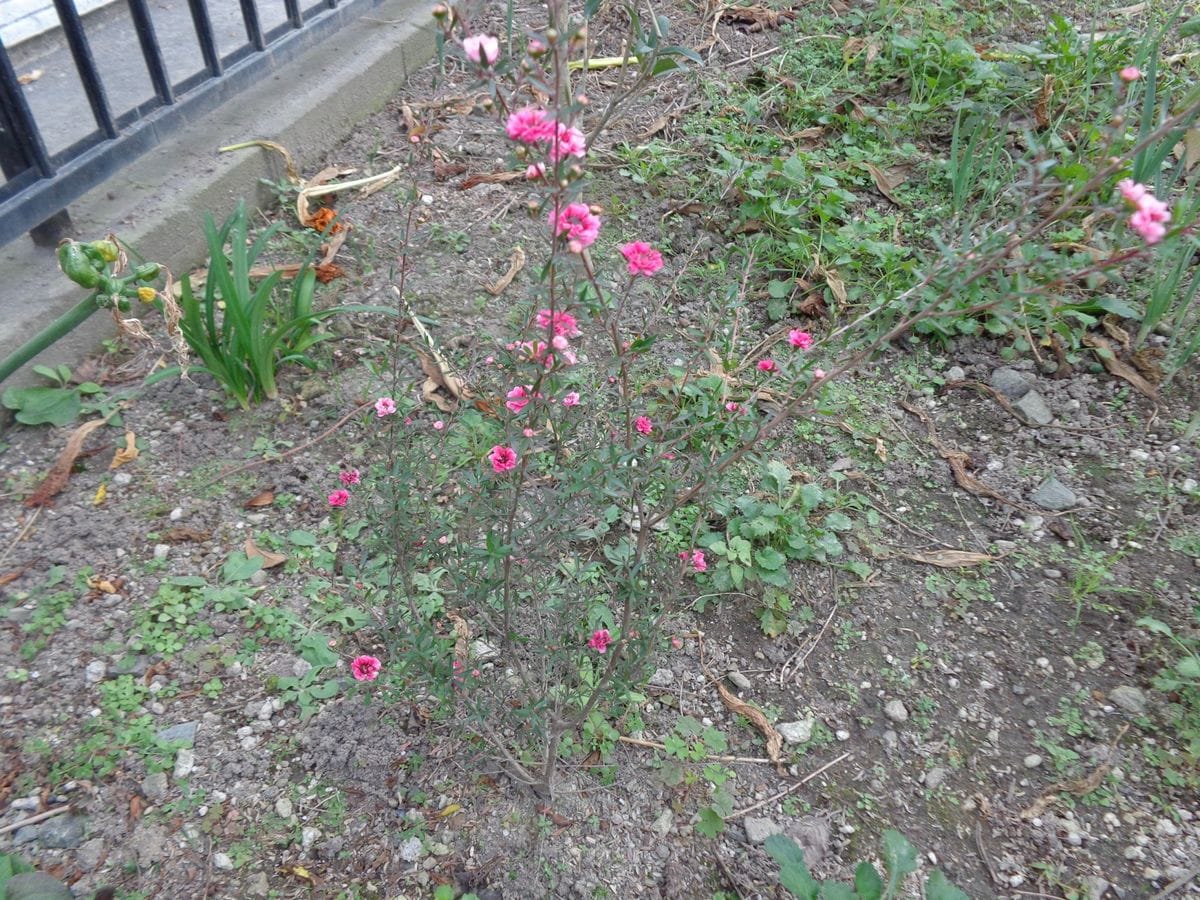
[765, 830, 967, 899]
[1138, 611, 1200, 765]
[17, 566, 79, 660]
[2, 364, 115, 427]
[155, 202, 387, 408]
[700, 459, 847, 635]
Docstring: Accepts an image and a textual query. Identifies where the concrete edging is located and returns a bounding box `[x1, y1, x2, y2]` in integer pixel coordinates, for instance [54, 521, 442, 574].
[0, 0, 434, 396]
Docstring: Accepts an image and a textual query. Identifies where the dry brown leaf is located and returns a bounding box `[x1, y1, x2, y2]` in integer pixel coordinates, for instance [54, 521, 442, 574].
[129, 794, 143, 821]
[903, 549, 997, 568]
[458, 171, 524, 190]
[1081, 334, 1158, 399]
[160, 527, 211, 543]
[25, 418, 110, 508]
[411, 322, 473, 409]
[17, 68, 43, 84]
[1182, 127, 1200, 172]
[637, 116, 672, 141]
[1034, 74, 1054, 130]
[0, 569, 27, 587]
[86, 574, 119, 594]
[714, 680, 786, 773]
[448, 613, 471, 665]
[484, 247, 526, 296]
[873, 437, 888, 463]
[314, 263, 344, 283]
[1100, 315, 1130, 348]
[1129, 347, 1165, 385]
[718, 4, 795, 31]
[433, 160, 469, 181]
[296, 165, 356, 226]
[244, 537, 287, 569]
[110, 431, 139, 469]
[815, 264, 847, 306]
[243, 489, 275, 509]
[864, 163, 908, 205]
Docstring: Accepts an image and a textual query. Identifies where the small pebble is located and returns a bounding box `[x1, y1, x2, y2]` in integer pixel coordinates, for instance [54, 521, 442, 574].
[1024, 754, 1043, 769]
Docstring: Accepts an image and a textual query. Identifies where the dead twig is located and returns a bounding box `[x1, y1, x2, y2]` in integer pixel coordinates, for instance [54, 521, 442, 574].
[726, 753, 851, 820]
[0, 804, 70, 835]
[202, 401, 373, 488]
[1151, 864, 1200, 899]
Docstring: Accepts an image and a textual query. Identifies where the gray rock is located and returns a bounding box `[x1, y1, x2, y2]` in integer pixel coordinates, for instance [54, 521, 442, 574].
[213, 851, 234, 870]
[651, 809, 673, 837]
[1109, 685, 1148, 715]
[471, 639, 501, 662]
[142, 770, 169, 802]
[786, 816, 832, 867]
[174, 748, 195, 779]
[275, 797, 294, 819]
[743, 816, 783, 845]
[76, 837, 105, 871]
[153, 544, 171, 560]
[1031, 476, 1076, 511]
[399, 836, 424, 862]
[883, 700, 909, 723]
[1014, 390, 1053, 425]
[157, 720, 199, 745]
[112, 471, 133, 487]
[1082, 876, 1110, 900]
[249, 569, 269, 586]
[3, 873, 73, 900]
[945, 366, 966, 382]
[301, 826, 322, 851]
[777, 719, 815, 745]
[85, 659, 107, 684]
[991, 367, 1034, 399]
[726, 670, 752, 691]
[881, 730, 899, 751]
[130, 823, 168, 866]
[648, 667, 674, 688]
[924, 767, 948, 790]
[12, 825, 40, 846]
[247, 872, 270, 897]
[39, 814, 85, 848]
[1024, 754, 1044, 769]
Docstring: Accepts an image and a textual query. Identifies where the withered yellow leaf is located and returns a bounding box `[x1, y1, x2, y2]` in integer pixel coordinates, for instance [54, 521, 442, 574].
[110, 430, 139, 469]
[903, 549, 997, 568]
[93, 483, 107, 506]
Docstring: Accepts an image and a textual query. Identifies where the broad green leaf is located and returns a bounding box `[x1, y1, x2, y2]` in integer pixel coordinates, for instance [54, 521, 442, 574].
[306, 679, 340, 700]
[925, 870, 970, 900]
[1136, 616, 1174, 637]
[296, 633, 338, 668]
[755, 547, 786, 571]
[167, 575, 208, 588]
[764, 834, 808, 868]
[824, 511, 853, 531]
[2, 387, 82, 427]
[222, 552, 264, 582]
[882, 829, 919, 895]
[766, 836, 819, 900]
[1176, 656, 1200, 679]
[289, 529, 319, 547]
[854, 861, 884, 899]
[696, 807, 725, 838]
[819, 883, 857, 900]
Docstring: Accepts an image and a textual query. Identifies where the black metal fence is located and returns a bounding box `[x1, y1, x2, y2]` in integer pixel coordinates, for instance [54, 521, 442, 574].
[0, 0, 378, 247]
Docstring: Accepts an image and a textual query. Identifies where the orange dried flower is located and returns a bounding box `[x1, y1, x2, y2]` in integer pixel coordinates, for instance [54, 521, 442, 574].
[307, 207, 342, 233]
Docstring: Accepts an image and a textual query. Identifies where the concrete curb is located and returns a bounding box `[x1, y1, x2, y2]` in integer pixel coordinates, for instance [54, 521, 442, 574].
[0, 0, 434, 396]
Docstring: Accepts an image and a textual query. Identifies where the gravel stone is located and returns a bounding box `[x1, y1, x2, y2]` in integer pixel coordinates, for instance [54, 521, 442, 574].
[648, 667, 674, 687]
[651, 809, 673, 837]
[75, 837, 105, 872]
[1031, 476, 1077, 511]
[945, 366, 965, 381]
[1014, 390, 1053, 425]
[156, 721, 199, 745]
[84, 659, 106, 684]
[112, 471, 133, 486]
[173, 748, 195, 779]
[990, 367, 1034, 399]
[777, 719, 815, 745]
[743, 816, 783, 844]
[39, 814, 85, 848]
[924, 767, 948, 790]
[142, 771, 168, 802]
[1109, 685, 1148, 715]
[471, 639, 500, 661]
[301, 826, 322, 851]
[883, 700, 909, 723]
[213, 852, 234, 870]
[399, 836, 424, 862]
[1023, 754, 1044, 769]
[275, 797, 294, 819]
[130, 823, 168, 866]
[726, 670, 752, 691]
[12, 826, 39, 846]
[153, 543, 170, 560]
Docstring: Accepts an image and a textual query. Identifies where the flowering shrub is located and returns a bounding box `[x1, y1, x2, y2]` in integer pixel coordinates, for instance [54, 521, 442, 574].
[327, 2, 1197, 801]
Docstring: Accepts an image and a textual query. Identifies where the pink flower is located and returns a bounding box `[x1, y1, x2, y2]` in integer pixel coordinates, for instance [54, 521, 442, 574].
[788, 329, 813, 349]
[489, 445, 518, 473]
[1129, 208, 1167, 244]
[725, 401, 741, 413]
[813, 368, 827, 379]
[506, 107, 555, 144]
[536, 308, 582, 337]
[522, 427, 535, 438]
[588, 628, 612, 653]
[506, 384, 534, 413]
[328, 489, 350, 507]
[620, 241, 664, 276]
[526, 162, 546, 180]
[1119, 66, 1142, 82]
[463, 34, 499, 65]
[339, 469, 361, 486]
[433, 420, 445, 431]
[1118, 178, 1147, 204]
[679, 549, 707, 572]
[551, 334, 570, 351]
[757, 358, 778, 373]
[635, 416, 653, 435]
[549, 202, 601, 251]
[350, 655, 382, 682]
[562, 391, 581, 407]
[374, 397, 397, 417]
[548, 123, 587, 162]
